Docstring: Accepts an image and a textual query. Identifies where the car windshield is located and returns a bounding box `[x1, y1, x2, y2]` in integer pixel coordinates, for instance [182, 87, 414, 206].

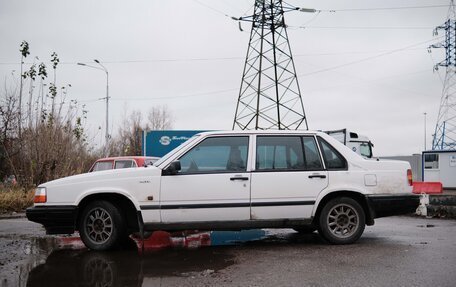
[359, 142, 372, 158]
[154, 135, 200, 166]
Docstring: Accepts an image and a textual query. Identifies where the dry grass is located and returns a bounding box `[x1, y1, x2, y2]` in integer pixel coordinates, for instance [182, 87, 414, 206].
[0, 188, 34, 214]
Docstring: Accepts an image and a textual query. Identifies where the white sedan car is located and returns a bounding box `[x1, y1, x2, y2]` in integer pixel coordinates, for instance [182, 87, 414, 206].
[27, 131, 419, 250]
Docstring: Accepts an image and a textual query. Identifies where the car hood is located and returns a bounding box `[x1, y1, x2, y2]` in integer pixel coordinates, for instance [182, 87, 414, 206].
[39, 166, 162, 189]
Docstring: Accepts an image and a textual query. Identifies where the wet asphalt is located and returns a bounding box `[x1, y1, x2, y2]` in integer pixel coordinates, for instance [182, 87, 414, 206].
[0, 216, 455, 287]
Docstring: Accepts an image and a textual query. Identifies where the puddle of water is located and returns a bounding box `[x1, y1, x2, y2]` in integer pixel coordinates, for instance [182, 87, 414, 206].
[20, 229, 267, 287]
[17, 229, 320, 287]
[26, 248, 235, 287]
[211, 229, 267, 246]
[132, 229, 268, 251]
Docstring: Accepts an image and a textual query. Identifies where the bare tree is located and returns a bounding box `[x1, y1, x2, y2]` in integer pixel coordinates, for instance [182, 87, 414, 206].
[0, 81, 20, 180]
[18, 41, 30, 138]
[147, 105, 173, 130]
[109, 109, 143, 156]
[108, 105, 174, 157]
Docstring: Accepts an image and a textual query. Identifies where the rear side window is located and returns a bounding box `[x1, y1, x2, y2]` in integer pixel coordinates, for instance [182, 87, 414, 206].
[92, 161, 113, 172]
[256, 136, 325, 171]
[302, 137, 323, 170]
[256, 136, 304, 170]
[114, 160, 135, 169]
[318, 138, 347, 170]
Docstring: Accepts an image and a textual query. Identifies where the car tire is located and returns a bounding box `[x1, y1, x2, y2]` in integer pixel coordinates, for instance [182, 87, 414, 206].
[318, 197, 365, 244]
[79, 200, 127, 251]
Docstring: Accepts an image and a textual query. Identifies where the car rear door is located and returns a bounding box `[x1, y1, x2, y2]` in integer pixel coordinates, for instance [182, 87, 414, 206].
[251, 135, 328, 220]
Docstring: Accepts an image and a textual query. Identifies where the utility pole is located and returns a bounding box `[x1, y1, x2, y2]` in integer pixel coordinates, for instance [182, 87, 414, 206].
[424, 112, 427, 150]
[429, 0, 456, 150]
[232, 0, 310, 130]
[94, 59, 110, 154]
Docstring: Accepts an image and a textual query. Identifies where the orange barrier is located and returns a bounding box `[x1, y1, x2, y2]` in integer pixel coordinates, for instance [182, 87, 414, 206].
[412, 182, 443, 194]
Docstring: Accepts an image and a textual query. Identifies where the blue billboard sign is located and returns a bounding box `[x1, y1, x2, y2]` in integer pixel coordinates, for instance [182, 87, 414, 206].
[142, 130, 206, 157]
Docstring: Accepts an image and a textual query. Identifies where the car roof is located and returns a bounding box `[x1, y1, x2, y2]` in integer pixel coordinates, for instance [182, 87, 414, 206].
[195, 130, 321, 137]
[95, 156, 159, 162]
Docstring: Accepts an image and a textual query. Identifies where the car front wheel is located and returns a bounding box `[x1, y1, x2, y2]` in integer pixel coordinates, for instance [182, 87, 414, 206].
[79, 200, 127, 251]
[318, 197, 365, 244]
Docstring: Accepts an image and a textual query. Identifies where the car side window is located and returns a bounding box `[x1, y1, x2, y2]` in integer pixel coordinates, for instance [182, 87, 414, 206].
[92, 161, 113, 172]
[178, 137, 249, 174]
[318, 138, 347, 170]
[256, 136, 304, 170]
[302, 137, 323, 170]
[114, 160, 134, 169]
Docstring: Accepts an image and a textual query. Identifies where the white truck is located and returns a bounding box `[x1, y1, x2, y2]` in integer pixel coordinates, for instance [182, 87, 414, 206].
[27, 130, 418, 250]
[325, 129, 374, 158]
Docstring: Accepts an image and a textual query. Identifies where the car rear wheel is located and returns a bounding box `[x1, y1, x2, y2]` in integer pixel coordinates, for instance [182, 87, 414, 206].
[318, 197, 365, 244]
[79, 200, 127, 251]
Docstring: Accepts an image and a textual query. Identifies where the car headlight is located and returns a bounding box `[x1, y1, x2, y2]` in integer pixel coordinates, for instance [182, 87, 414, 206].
[34, 187, 47, 203]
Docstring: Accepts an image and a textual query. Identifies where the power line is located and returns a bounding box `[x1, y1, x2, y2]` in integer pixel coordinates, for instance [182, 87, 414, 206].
[191, 0, 232, 18]
[298, 37, 443, 78]
[290, 25, 434, 30]
[100, 68, 435, 104]
[294, 47, 426, 57]
[0, 44, 432, 66]
[75, 56, 243, 64]
[110, 87, 237, 101]
[319, 4, 450, 12]
[193, 0, 449, 15]
[77, 65, 437, 105]
[0, 57, 244, 66]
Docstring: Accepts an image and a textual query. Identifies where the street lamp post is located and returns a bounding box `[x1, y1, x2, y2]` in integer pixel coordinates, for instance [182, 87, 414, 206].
[77, 60, 110, 155]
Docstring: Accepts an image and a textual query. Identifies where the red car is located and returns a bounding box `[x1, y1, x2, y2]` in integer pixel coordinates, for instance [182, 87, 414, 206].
[88, 156, 159, 172]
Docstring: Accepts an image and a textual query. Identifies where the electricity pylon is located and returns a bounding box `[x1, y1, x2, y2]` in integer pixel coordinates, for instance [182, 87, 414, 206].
[430, 0, 456, 150]
[232, 0, 308, 130]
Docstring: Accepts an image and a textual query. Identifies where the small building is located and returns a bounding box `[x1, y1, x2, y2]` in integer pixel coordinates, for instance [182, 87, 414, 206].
[423, 150, 456, 189]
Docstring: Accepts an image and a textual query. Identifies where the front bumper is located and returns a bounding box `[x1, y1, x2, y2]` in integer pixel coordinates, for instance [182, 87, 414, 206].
[26, 205, 78, 235]
[366, 194, 420, 219]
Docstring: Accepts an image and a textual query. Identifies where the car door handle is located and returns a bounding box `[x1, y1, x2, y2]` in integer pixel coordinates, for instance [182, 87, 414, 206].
[308, 174, 326, 179]
[230, 176, 249, 181]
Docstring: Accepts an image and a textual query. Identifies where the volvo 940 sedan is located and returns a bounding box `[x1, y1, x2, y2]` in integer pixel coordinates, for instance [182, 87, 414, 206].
[27, 131, 419, 250]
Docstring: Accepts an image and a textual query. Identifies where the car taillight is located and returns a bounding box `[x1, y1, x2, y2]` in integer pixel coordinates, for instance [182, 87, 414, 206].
[407, 169, 413, 186]
[34, 187, 47, 203]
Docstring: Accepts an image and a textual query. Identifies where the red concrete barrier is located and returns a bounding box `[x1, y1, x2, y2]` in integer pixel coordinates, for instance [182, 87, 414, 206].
[412, 182, 443, 194]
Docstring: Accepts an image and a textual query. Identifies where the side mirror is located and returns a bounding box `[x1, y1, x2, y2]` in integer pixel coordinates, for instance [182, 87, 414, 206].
[163, 160, 181, 175]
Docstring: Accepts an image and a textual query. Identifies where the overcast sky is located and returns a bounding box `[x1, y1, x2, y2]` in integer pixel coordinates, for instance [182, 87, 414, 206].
[0, 0, 451, 156]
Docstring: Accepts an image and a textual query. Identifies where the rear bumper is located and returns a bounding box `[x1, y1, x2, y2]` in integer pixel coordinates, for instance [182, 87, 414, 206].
[366, 194, 420, 219]
[26, 205, 78, 234]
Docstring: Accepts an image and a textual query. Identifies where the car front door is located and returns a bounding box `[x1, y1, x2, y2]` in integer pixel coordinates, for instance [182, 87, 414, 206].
[251, 135, 328, 220]
[160, 136, 251, 223]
